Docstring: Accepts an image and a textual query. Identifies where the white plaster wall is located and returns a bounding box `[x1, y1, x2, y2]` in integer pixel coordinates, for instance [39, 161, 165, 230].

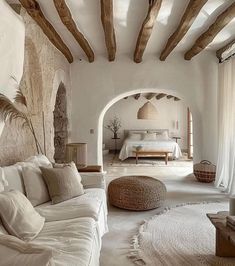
[103, 96, 188, 151]
[0, 1, 25, 134]
[70, 52, 218, 166]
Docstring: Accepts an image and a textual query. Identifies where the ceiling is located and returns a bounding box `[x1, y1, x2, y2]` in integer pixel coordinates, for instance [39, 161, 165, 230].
[7, 0, 235, 61]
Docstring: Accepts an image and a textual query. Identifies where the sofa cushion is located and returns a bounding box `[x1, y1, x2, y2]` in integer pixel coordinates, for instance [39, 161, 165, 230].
[2, 155, 52, 194]
[0, 235, 54, 266]
[25, 154, 52, 167]
[0, 167, 8, 192]
[0, 190, 45, 241]
[3, 164, 26, 193]
[32, 217, 101, 266]
[40, 165, 84, 204]
[36, 188, 108, 237]
[22, 166, 50, 207]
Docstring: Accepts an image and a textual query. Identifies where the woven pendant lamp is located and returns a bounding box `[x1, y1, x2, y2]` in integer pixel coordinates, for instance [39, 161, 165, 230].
[137, 101, 158, 120]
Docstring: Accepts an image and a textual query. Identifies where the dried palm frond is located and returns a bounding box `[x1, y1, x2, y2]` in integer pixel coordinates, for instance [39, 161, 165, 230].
[0, 92, 43, 154]
[14, 89, 27, 107]
[0, 93, 28, 124]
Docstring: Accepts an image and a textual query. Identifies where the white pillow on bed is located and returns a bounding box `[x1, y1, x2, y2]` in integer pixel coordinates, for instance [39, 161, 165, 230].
[141, 133, 157, 141]
[128, 133, 142, 140]
[156, 131, 170, 140]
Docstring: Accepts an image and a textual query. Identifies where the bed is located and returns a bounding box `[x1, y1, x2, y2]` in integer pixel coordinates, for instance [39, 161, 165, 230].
[119, 129, 182, 161]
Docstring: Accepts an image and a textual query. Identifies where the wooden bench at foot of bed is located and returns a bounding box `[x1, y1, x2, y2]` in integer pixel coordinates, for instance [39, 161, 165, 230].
[133, 151, 172, 165]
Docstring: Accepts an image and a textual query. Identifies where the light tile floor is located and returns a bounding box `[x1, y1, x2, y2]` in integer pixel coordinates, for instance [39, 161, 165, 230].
[100, 154, 228, 266]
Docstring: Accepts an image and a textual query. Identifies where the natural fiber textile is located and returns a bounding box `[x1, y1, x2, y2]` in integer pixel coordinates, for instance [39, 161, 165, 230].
[129, 202, 235, 266]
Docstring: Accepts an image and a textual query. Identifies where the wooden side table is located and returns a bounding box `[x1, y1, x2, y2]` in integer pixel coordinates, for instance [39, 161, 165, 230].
[112, 137, 120, 155]
[207, 212, 235, 257]
[172, 136, 181, 143]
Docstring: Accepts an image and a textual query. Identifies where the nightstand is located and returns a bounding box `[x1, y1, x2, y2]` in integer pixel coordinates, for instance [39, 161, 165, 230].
[173, 137, 181, 143]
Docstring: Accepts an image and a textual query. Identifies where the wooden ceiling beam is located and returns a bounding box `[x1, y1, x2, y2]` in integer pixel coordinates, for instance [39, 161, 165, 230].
[134, 93, 141, 100]
[166, 95, 174, 99]
[184, 2, 235, 60]
[19, 0, 73, 63]
[145, 93, 157, 100]
[134, 0, 162, 63]
[160, 0, 208, 61]
[216, 39, 235, 62]
[10, 4, 22, 14]
[53, 0, 94, 62]
[100, 0, 116, 61]
[156, 93, 166, 100]
[174, 97, 180, 101]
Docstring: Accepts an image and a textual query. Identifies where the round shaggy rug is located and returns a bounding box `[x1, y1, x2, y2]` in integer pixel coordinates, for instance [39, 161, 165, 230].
[129, 202, 235, 266]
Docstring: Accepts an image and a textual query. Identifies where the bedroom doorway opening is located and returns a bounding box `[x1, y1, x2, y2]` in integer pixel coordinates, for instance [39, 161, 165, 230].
[101, 92, 193, 167]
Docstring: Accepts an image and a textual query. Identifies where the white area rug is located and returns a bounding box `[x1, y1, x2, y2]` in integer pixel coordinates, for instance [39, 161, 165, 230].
[129, 202, 235, 266]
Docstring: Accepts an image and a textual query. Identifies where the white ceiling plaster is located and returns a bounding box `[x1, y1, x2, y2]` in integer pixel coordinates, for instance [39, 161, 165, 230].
[6, 0, 235, 60]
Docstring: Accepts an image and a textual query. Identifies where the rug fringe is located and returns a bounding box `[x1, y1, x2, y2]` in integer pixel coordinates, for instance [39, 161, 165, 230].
[127, 200, 223, 265]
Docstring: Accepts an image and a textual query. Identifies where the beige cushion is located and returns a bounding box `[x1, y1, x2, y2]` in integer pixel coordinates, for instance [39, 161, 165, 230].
[22, 166, 50, 207]
[40, 163, 84, 204]
[0, 190, 45, 241]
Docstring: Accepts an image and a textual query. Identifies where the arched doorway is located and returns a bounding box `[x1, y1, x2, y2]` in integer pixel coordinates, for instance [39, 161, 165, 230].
[102, 91, 193, 165]
[53, 82, 68, 163]
[97, 88, 197, 167]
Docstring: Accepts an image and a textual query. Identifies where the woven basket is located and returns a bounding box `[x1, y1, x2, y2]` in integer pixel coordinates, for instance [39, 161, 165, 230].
[194, 160, 216, 183]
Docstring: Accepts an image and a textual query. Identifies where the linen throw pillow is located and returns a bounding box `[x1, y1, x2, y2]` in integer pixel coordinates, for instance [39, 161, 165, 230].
[22, 166, 50, 207]
[40, 164, 84, 204]
[0, 190, 45, 241]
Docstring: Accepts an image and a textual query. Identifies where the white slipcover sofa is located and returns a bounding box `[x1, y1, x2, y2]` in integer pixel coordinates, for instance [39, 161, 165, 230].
[0, 155, 108, 266]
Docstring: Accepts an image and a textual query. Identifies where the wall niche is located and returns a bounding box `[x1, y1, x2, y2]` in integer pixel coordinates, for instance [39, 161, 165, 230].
[53, 82, 68, 163]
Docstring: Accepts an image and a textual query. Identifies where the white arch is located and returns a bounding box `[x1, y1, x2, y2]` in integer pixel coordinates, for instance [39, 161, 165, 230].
[97, 88, 196, 166]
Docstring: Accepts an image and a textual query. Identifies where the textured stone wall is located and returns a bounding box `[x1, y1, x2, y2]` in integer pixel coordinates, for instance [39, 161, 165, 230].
[0, 8, 71, 166]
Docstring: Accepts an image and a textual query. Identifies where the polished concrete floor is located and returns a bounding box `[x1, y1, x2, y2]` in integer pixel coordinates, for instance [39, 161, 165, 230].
[100, 154, 228, 266]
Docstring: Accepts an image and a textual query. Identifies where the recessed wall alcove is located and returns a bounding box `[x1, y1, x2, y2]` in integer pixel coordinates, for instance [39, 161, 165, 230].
[53, 82, 68, 163]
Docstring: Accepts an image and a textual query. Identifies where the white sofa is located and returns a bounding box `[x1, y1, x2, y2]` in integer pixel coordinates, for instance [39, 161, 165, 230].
[0, 156, 108, 266]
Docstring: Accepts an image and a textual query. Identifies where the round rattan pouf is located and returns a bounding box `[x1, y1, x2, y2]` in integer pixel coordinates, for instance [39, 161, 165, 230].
[108, 176, 167, 211]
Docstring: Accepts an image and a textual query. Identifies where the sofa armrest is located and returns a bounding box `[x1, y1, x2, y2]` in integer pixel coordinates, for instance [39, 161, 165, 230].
[80, 172, 106, 189]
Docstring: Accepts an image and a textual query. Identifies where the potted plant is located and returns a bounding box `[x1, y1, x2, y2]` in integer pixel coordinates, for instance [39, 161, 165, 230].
[105, 116, 121, 139]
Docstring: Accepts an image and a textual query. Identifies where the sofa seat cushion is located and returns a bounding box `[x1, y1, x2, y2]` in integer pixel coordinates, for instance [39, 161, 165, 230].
[32, 217, 101, 266]
[0, 235, 54, 266]
[36, 188, 108, 237]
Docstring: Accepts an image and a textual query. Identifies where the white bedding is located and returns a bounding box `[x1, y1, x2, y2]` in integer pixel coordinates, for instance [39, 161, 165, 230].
[119, 139, 182, 160]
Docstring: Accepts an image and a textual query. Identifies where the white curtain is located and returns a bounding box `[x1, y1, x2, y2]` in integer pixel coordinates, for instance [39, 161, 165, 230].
[215, 58, 235, 194]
